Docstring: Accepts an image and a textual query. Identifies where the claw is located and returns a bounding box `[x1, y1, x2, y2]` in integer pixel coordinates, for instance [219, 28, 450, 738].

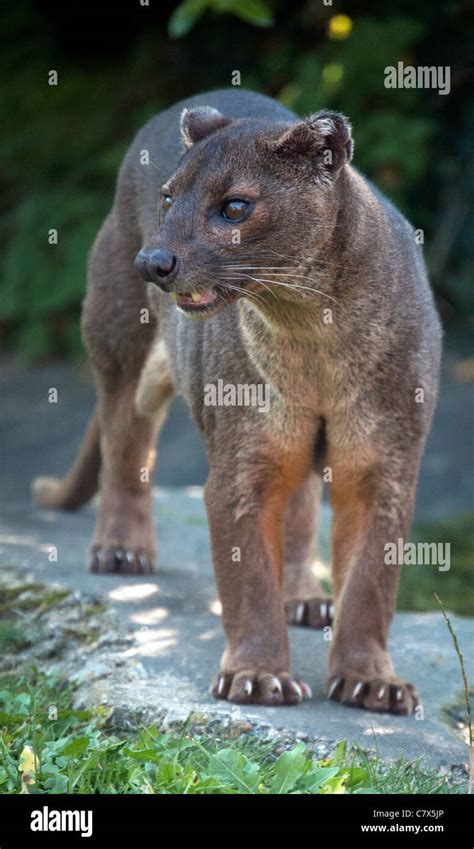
[300, 681, 312, 699]
[270, 677, 282, 694]
[296, 603, 305, 624]
[137, 552, 151, 573]
[290, 682, 303, 701]
[352, 681, 363, 699]
[327, 678, 341, 700]
[90, 548, 100, 573]
[113, 547, 126, 570]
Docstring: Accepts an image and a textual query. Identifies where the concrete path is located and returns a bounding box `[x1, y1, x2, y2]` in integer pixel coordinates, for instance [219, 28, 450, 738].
[1, 487, 472, 770]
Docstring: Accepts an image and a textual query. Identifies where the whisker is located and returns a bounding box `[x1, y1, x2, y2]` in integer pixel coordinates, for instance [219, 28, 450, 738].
[220, 243, 384, 280]
[220, 272, 338, 305]
[269, 278, 338, 304]
[259, 247, 378, 274]
[222, 251, 381, 280]
[221, 275, 280, 302]
[221, 265, 297, 271]
[221, 282, 267, 306]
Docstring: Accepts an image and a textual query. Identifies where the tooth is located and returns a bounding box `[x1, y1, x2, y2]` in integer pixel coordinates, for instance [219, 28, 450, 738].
[170, 293, 177, 300]
[191, 292, 202, 303]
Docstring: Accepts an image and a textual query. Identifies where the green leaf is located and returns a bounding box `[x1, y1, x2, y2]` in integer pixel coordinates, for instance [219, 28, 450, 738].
[56, 708, 94, 722]
[0, 711, 25, 726]
[224, 0, 273, 27]
[343, 766, 370, 788]
[301, 766, 341, 793]
[168, 0, 209, 38]
[44, 772, 69, 792]
[58, 736, 90, 758]
[123, 747, 163, 765]
[207, 748, 260, 793]
[269, 743, 308, 793]
[327, 740, 347, 766]
[320, 772, 347, 794]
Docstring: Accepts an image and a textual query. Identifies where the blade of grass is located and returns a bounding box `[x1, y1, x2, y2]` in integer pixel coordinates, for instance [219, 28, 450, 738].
[434, 593, 473, 794]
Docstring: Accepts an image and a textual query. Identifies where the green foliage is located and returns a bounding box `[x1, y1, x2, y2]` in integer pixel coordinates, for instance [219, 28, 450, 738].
[398, 513, 474, 615]
[0, 56, 129, 360]
[169, 0, 210, 37]
[261, 17, 436, 214]
[0, 620, 32, 653]
[1, 1, 472, 359]
[0, 669, 461, 794]
[169, 0, 273, 38]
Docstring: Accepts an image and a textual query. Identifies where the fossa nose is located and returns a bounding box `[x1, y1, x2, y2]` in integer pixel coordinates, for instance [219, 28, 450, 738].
[134, 248, 180, 292]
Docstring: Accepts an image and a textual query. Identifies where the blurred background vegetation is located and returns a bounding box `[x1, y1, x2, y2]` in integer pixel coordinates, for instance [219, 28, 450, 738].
[1, 0, 473, 360]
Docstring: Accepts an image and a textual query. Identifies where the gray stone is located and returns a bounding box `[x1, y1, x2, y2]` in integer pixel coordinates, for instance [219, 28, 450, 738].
[0, 486, 472, 771]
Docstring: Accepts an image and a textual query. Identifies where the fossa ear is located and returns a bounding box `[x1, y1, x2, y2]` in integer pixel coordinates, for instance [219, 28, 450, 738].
[264, 111, 353, 182]
[180, 106, 232, 149]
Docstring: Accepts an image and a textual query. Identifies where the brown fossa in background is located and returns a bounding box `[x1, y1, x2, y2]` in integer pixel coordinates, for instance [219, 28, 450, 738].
[33, 89, 442, 715]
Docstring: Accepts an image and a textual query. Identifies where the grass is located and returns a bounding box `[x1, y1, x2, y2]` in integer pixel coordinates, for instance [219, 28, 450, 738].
[0, 668, 465, 795]
[0, 588, 70, 616]
[316, 511, 473, 615]
[0, 560, 470, 796]
[435, 593, 473, 793]
[397, 512, 474, 615]
[0, 620, 35, 654]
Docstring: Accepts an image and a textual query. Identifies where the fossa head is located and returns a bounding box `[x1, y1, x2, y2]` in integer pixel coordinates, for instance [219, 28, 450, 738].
[134, 105, 353, 317]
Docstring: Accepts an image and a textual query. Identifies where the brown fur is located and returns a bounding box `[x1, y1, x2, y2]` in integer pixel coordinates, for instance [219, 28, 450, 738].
[33, 409, 101, 509]
[33, 89, 442, 713]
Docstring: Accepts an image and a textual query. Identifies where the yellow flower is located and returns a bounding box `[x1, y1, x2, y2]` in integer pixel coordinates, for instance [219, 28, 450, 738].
[328, 14, 353, 41]
[19, 745, 37, 793]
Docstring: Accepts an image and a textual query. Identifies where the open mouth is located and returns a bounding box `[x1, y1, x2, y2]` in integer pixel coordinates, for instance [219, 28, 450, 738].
[173, 284, 242, 315]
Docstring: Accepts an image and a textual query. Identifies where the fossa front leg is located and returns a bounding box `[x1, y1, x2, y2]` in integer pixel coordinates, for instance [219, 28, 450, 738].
[326, 449, 422, 715]
[206, 436, 313, 706]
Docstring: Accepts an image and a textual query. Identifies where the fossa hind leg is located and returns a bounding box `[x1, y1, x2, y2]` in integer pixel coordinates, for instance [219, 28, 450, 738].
[283, 473, 333, 629]
[82, 215, 174, 574]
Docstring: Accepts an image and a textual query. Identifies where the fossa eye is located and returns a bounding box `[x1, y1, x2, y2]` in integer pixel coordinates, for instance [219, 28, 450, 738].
[222, 199, 249, 222]
[162, 194, 173, 213]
